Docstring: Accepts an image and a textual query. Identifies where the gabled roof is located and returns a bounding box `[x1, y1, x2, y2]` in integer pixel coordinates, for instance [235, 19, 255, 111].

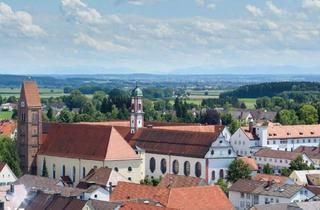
[290, 170, 320, 185]
[167, 185, 233, 210]
[252, 174, 291, 185]
[254, 148, 302, 160]
[306, 174, 320, 186]
[130, 128, 222, 158]
[24, 192, 87, 210]
[158, 174, 207, 189]
[267, 124, 320, 139]
[120, 202, 177, 210]
[38, 123, 140, 161]
[152, 125, 225, 133]
[238, 157, 258, 171]
[229, 179, 304, 198]
[21, 81, 41, 107]
[294, 146, 320, 160]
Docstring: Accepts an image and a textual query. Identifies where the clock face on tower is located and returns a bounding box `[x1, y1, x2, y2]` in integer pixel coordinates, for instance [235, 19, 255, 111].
[21, 101, 25, 107]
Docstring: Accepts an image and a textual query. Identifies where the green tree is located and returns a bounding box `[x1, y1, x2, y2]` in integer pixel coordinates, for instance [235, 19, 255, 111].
[281, 168, 291, 177]
[227, 159, 251, 183]
[262, 163, 272, 174]
[58, 108, 74, 123]
[42, 158, 48, 177]
[92, 91, 106, 111]
[229, 120, 240, 134]
[47, 107, 53, 120]
[80, 101, 96, 115]
[298, 104, 318, 124]
[0, 136, 22, 177]
[275, 109, 298, 125]
[216, 178, 228, 195]
[289, 155, 313, 171]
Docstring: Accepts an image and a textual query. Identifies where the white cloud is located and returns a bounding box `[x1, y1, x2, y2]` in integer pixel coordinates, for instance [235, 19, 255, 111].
[266, 1, 284, 16]
[196, 0, 205, 6]
[246, 4, 263, 17]
[0, 2, 46, 37]
[302, 0, 320, 9]
[73, 33, 128, 52]
[207, 3, 216, 11]
[61, 0, 103, 24]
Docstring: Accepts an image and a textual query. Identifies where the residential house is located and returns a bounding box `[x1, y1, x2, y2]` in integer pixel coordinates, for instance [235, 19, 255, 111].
[111, 181, 234, 210]
[254, 148, 313, 174]
[0, 103, 16, 112]
[251, 174, 293, 185]
[230, 122, 320, 156]
[294, 146, 320, 169]
[0, 162, 17, 186]
[289, 170, 320, 185]
[229, 179, 315, 210]
[0, 120, 16, 139]
[250, 201, 320, 210]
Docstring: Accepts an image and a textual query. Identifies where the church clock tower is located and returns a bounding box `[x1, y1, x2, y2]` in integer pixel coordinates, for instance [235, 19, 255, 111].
[130, 83, 144, 133]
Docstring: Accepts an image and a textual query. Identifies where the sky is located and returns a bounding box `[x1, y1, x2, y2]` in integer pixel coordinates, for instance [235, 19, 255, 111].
[0, 0, 320, 74]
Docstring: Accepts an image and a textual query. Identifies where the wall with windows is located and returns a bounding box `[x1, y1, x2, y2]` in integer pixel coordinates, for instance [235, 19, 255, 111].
[230, 129, 252, 156]
[264, 137, 320, 151]
[37, 155, 144, 185]
[0, 164, 17, 186]
[144, 153, 206, 180]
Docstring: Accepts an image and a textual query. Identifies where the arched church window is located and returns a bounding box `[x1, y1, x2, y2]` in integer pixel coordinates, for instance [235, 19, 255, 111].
[172, 160, 179, 174]
[219, 169, 224, 179]
[82, 167, 86, 178]
[211, 170, 215, 181]
[150, 157, 156, 173]
[195, 162, 202, 177]
[53, 164, 56, 179]
[184, 161, 190, 176]
[160, 159, 167, 174]
[228, 149, 232, 155]
[72, 166, 76, 182]
[62, 165, 65, 176]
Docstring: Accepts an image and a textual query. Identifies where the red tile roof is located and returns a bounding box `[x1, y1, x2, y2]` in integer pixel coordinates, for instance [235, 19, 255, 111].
[167, 186, 234, 210]
[153, 125, 225, 133]
[38, 123, 140, 161]
[254, 148, 302, 160]
[120, 202, 177, 210]
[252, 174, 290, 185]
[238, 157, 258, 171]
[111, 182, 170, 206]
[158, 174, 207, 189]
[130, 128, 222, 158]
[111, 182, 233, 210]
[77, 167, 112, 188]
[294, 146, 320, 160]
[0, 120, 16, 137]
[21, 81, 41, 107]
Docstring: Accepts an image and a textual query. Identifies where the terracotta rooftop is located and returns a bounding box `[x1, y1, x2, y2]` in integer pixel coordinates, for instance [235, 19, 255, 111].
[167, 185, 233, 210]
[111, 182, 170, 206]
[152, 125, 225, 133]
[86, 199, 120, 210]
[130, 127, 222, 158]
[0, 120, 16, 137]
[77, 167, 113, 189]
[120, 202, 177, 210]
[158, 174, 207, 189]
[242, 123, 320, 140]
[254, 148, 302, 160]
[306, 185, 320, 195]
[111, 182, 233, 210]
[21, 81, 41, 107]
[252, 174, 291, 185]
[38, 123, 140, 161]
[238, 157, 258, 171]
[306, 174, 320, 186]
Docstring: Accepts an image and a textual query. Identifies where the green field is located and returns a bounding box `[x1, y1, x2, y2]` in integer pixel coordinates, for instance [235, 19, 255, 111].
[0, 111, 13, 120]
[0, 88, 66, 98]
[239, 98, 256, 109]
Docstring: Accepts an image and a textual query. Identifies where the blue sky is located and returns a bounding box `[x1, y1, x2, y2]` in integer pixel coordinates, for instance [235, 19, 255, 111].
[0, 0, 320, 74]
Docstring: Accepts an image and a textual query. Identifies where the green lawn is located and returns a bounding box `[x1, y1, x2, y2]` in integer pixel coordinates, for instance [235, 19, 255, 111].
[239, 98, 256, 109]
[0, 111, 13, 120]
[0, 88, 66, 98]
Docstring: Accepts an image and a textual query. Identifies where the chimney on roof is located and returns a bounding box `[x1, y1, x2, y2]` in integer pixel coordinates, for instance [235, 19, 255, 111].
[108, 182, 113, 194]
[249, 118, 254, 133]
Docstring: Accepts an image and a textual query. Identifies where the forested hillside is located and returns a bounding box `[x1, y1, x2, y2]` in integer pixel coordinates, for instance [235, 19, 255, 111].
[221, 82, 320, 98]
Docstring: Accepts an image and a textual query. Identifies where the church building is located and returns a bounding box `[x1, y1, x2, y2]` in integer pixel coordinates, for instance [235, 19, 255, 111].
[17, 81, 236, 185]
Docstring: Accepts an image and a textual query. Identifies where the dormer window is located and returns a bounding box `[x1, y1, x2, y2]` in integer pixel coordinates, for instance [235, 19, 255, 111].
[311, 132, 314, 135]
[287, 132, 290, 136]
[299, 132, 303, 135]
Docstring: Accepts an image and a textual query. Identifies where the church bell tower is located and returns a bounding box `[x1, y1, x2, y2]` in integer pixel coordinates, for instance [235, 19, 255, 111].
[130, 83, 144, 133]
